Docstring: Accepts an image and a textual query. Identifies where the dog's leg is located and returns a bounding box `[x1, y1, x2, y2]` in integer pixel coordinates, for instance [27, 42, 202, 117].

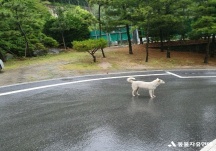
[132, 84, 138, 96]
[136, 87, 140, 96]
[149, 90, 154, 98]
[152, 90, 156, 97]
[132, 88, 139, 96]
[132, 89, 136, 96]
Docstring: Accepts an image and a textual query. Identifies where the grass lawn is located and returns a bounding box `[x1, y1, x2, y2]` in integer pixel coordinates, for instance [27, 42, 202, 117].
[1, 44, 216, 86]
[4, 44, 216, 70]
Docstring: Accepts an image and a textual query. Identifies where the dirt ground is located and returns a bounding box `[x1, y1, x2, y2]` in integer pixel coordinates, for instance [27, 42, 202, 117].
[0, 44, 216, 86]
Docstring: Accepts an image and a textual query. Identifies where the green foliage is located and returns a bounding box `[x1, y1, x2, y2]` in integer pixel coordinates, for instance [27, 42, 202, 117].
[104, 0, 136, 30]
[35, 43, 46, 50]
[0, 0, 215, 60]
[42, 36, 59, 47]
[46, 0, 88, 6]
[43, 5, 95, 48]
[73, 39, 107, 51]
[73, 38, 107, 62]
[0, 0, 57, 57]
[190, 0, 216, 38]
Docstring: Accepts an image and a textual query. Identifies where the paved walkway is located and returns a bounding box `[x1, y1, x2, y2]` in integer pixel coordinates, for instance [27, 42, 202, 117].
[201, 139, 216, 151]
[1, 70, 216, 151]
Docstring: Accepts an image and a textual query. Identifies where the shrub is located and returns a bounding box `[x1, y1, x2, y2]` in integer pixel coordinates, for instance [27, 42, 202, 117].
[73, 39, 107, 51]
[72, 38, 107, 62]
[42, 37, 59, 47]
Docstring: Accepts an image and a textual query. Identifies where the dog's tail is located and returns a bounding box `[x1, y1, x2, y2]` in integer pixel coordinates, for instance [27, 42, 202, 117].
[127, 77, 136, 83]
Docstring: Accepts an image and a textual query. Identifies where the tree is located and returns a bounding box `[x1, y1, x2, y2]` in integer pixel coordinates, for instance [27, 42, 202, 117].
[46, 0, 88, 6]
[0, 0, 56, 57]
[132, 1, 154, 62]
[132, 0, 190, 60]
[88, 0, 109, 58]
[73, 39, 107, 62]
[51, 7, 68, 50]
[191, 0, 216, 63]
[104, 0, 136, 54]
[44, 6, 96, 49]
[154, 0, 181, 58]
[175, 0, 193, 40]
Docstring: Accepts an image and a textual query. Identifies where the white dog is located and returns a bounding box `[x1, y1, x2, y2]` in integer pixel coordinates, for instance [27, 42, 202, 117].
[127, 77, 165, 98]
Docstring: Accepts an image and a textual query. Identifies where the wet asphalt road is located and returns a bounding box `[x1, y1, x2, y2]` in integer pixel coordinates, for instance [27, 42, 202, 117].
[0, 69, 216, 151]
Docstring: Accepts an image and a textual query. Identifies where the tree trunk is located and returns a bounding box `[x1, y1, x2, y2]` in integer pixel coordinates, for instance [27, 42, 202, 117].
[146, 37, 149, 62]
[138, 29, 143, 44]
[160, 29, 164, 52]
[98, 4, 106, 58]
[18, 23, 29, 57]
[93, 55, 96, 62]
[167, 48, 171, 58]
[87, 49, 98, 63]
[210, 34, 215, 58]
[139, 37, 143, 44]
[204, 36, 211, 63]
[126, 24, 133, 54]
[61, 31, 66, 50]
[145, 20, 150, 62]
[101, 48, 105, 58]
[166, 36, 171, 58]
[0, 51, 6, 62]
[15, 9, 30, 57]
[99, 5, 102, 38]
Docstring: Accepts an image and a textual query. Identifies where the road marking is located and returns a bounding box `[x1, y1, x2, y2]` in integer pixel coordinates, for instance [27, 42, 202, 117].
[166, 71, 183, 78]
[0, 70, 164, 89]
[182, 76, 216, 78]
[0, 73, 168, 97]
[1, 69, 216, 96]
[166, 71, 216, 79]
[1, 69, 215, 89]
[200, 139, 216, 151]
